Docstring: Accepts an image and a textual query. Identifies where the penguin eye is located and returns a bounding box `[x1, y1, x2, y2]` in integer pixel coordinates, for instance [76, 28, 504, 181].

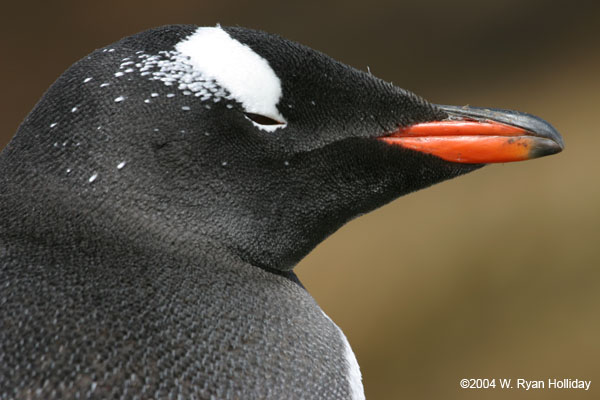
[244, 112, 285, 126]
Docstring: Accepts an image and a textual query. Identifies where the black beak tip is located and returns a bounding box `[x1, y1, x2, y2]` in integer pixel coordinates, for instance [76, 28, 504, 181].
[530, 137, 564, 159]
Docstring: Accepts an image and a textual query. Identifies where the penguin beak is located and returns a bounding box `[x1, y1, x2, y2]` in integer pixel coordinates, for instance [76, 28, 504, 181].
[380, 105, 564, 163]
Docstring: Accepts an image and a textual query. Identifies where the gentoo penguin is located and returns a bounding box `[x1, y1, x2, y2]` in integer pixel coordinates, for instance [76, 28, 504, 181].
[0, 25, 563, 399]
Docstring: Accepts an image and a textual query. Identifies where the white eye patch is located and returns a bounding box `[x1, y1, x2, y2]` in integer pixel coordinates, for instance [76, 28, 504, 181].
[131, 26, 287, 132]
[176, 27, 287, 131]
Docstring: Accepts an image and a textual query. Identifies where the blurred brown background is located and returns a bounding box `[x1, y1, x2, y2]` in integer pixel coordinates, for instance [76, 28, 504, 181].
[2, 1, 599, 399]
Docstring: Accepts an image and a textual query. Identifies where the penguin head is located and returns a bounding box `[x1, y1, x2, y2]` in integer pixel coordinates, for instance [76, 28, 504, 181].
[5, 25, 562, 271]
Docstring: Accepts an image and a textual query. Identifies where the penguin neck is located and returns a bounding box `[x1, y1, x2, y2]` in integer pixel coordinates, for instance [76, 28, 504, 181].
[1, 136, 384, 273]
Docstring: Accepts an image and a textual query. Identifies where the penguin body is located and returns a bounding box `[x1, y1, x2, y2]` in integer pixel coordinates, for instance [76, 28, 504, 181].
[0, 25, 562, 399]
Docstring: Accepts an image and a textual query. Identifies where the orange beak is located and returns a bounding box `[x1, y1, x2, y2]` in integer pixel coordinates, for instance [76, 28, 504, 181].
[380, 105, 564, 164]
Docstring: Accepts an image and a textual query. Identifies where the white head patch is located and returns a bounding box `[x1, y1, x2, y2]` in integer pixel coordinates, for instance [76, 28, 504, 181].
[125, 26, 286, 132]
